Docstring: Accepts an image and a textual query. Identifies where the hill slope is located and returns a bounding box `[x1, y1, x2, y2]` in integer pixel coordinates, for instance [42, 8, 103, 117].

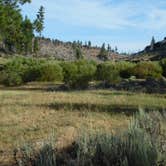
[0, 38, 122, 61]
[128, 37, 166, 62]
[37, 38, 122, 61]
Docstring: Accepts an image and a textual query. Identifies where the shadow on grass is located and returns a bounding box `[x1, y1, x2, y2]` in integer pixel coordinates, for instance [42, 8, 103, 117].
[0, 86, 55, 92]
[90, 91, 134, 96]
[48, 102, 164, 116]
[0, 102, 166, 116]
[0, 102, 138, 115]
[0, 101, 165, 116]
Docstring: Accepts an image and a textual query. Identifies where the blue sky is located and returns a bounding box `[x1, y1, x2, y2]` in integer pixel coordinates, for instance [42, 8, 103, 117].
[21, 0, 166, 52]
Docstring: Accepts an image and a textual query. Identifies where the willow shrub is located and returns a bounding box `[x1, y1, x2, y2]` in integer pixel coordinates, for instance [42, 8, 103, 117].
[132, 61, 163, 79]
[160, 58, 166, 77]
[0, 57, 64, 86]
[96, 62, 121, 85]
[62, 60, 96, 89]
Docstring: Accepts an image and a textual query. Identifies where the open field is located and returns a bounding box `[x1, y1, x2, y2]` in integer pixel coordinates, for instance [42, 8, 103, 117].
[0, 83, 166, 165]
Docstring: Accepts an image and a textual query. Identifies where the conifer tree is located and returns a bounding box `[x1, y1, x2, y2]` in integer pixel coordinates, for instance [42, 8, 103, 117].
[21, 16, 34, 54]
[150, 36, 155, 51]
[0, 0, 35, 53]
[88, 41, 91, 48]
[98, 43, 108, 61]
[34, 6, 45, 37]
[75, 47, 83, 59]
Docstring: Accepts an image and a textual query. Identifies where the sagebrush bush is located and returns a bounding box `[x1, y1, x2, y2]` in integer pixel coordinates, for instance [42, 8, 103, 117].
[34, 144, 57, 166]
[134, 110, 166, 166]
[15, 143, 57, 166]
[16, 110, 166, 166]
[76, 126, 157, 166]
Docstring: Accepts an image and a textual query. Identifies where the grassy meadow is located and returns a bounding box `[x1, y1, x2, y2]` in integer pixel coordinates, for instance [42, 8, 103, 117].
[0, 83, 166, 165]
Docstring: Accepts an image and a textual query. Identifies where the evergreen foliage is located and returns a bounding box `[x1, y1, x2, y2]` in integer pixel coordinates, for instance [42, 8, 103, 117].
[0, 0, 43, 54]
[34, 6, 45, 37]
[97, 43, 108, 61]
[150, 36, 155, 51]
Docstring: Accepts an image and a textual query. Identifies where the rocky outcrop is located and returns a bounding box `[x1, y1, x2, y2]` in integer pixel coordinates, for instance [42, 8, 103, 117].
[130, 37, 166, 62]
[111, 77, 166, 93]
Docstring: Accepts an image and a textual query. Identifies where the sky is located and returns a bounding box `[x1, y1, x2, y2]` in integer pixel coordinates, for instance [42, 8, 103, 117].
[21, 0, 166, 53]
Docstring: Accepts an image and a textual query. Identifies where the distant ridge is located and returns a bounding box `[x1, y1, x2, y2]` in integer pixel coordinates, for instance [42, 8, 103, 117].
[127, 37, 166, 62]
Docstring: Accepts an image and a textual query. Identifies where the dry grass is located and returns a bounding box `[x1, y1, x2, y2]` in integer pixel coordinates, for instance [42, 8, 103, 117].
[0, 83, 166, 165]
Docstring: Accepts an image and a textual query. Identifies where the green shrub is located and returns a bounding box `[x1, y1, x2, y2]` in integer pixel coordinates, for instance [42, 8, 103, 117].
[0, 57, 39, 85]
[0, 57, 64, 85]
[23, 65, 41, 82]
[61, 62, 78, 87]
[120, 67, 133, 78]
[62, 60, 96, 89]
[1, 71, 23, 86]
[160, 58, 166, 77]
[132, 62, 162, 79]
[39, 63, 63, 82]
[74, 60, 96, 89]
[117, 61, 136, 78]
[96, 62, 121, 85]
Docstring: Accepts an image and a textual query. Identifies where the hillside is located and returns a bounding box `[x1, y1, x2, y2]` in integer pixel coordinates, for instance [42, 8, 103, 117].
[36, 38, 123, 61]
[126, 37, 166, 62]
[0, 37, 123, 61]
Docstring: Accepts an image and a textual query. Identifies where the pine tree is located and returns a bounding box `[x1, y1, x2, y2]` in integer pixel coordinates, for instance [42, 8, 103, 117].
[75, 47, 83, 59]
[21, 16, 34, 54]
[115, 46, 118, 53]
[107, 44, 111, 52]
[98, 43, 108, 61]
[34, 6, 45, 37]
[0, 0, 23, 52]
[88, 41, 91, 48]
[0, 0, 34, 53]
[150, 36, 155, 51]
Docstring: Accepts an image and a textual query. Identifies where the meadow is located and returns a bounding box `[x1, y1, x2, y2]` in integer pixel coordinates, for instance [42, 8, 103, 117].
[0, 83, 166, 165]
